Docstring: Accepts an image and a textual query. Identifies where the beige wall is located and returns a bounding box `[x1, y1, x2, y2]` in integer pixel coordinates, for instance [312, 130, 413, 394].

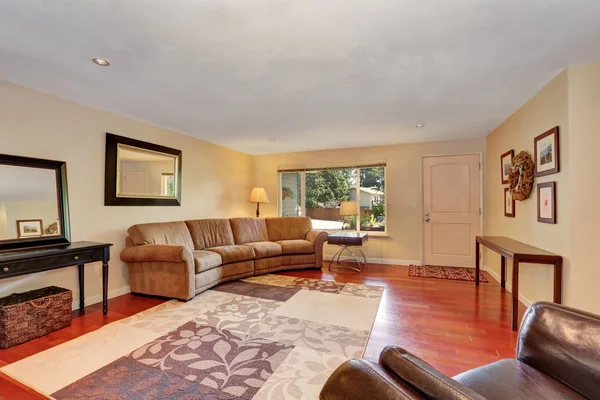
[253, 138, 486, 263]
[485, 70, 570, 306]
[568, 63, 600, 314]
[0, 80, 254, 307]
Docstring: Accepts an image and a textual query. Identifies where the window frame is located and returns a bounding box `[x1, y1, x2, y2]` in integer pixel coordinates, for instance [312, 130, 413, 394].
[278, 166, 387, 236]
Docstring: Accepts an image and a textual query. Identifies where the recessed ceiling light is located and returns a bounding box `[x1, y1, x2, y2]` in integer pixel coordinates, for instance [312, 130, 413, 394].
[92, 58, 110, 66]
[268, 138, 276, 142]
[416, 124, 425, 128]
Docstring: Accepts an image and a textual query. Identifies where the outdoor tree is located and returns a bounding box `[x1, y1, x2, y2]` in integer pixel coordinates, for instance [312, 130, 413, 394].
[305, 170, 353, 208]
[359, 167, 384, 191]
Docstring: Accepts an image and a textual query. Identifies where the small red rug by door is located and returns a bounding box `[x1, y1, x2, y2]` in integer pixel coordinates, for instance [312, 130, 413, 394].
[408, 265, 488, 283]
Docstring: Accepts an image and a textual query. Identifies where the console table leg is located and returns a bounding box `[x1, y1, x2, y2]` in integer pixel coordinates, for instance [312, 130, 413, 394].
[511, 259, 520, 331]
[500, 257, 506, 289]
[554, 259, 563, 304]
[78, 264, 85, 310]
[102, 262, 109, 315]
[475, 241, 480, 286]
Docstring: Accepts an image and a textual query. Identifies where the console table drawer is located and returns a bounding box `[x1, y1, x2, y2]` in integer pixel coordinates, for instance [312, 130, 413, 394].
[1, 251, 94, 276]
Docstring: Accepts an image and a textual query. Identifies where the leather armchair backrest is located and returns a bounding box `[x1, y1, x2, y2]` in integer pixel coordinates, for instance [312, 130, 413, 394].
[127, 221, 194, 250]
[265, 217, 313, 241]
[517, 301, 600, 399]
[229, 217, 269, 244]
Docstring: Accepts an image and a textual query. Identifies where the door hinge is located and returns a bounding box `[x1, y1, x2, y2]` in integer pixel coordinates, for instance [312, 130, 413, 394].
[479, 207, 482, 215]
[479, 162, 481, 170]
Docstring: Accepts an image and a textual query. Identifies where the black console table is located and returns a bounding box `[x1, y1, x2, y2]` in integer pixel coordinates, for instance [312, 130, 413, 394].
[0, 241, 113, 315]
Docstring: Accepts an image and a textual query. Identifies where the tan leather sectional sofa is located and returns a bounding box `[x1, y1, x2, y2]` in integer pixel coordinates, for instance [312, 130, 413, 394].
[120, 217, 328, 300]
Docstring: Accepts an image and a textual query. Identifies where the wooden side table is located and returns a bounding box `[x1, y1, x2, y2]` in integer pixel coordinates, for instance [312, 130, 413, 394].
[475, 236, 562, 331]
[327, 232, 369, 272]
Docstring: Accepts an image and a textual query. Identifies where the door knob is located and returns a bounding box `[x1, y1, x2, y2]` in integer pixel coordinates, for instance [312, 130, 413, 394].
[425, 217, 430, 222]
[425, 212, 430, 217]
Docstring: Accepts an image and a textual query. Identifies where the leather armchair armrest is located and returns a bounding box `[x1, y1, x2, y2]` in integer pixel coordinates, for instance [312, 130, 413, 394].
[306, 230, 328, 269]
[320, 358, 423, 400]
[306, 229, 328, 245]
[120, 244, 193, 264]
[379, 346, 487, 400]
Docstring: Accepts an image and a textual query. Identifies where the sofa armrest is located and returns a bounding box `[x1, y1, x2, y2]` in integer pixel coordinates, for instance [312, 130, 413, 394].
[306, 230, 328, 269]
[516, 302, 600, 399]
[320, 358, 424, 400]
[379, 346, 487, 400]
[120, 244, 193, 264]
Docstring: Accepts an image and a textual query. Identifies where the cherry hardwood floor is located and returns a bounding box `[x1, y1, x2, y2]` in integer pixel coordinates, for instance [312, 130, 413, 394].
[0, 263, 525, 399]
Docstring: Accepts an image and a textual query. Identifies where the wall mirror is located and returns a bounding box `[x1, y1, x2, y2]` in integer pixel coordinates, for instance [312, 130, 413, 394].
[0, 154, 71, 252]
[105, 133, 182, 206]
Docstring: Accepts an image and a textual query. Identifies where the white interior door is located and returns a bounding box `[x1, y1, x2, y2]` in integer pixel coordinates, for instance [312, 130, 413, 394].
[122, 169, 147, 195]
[423, 154, 481, 267]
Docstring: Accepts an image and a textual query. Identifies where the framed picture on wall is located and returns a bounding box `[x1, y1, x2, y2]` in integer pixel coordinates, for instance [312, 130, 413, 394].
[16, 219, 43, 238]
[504, 188, 515, 217]
[537, 182, 556, 224]
[500, 150, 514, 184]
[534, 127, 560, 177]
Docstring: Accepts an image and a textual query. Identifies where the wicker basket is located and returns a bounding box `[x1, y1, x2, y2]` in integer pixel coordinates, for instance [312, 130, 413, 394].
[0, 286, 72, 349]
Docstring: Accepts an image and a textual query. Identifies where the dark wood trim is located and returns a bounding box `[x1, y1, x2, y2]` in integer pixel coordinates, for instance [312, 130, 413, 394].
[0, 153, 71, 252]
[475, 236, 562, 331]
[534, 126, 560, 177]
[503, 188, 515, 217]
[537, 181, 556, 224]
[500, 149, 514, 184]
[104, 133, 182, 206]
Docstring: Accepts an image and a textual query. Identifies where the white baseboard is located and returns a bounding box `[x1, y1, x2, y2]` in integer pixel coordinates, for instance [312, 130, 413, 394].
[485, 265, 533, 307]
[71, 285, 131, 311]
[324, 255, 421, 266]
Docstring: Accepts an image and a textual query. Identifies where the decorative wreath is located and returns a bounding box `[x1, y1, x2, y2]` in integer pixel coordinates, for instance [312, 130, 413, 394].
[508, 151, 535, 201]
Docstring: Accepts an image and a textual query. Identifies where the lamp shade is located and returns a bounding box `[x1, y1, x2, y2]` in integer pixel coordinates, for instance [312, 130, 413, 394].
[249, 187, 270, 203]
[339, 201, 358, 216]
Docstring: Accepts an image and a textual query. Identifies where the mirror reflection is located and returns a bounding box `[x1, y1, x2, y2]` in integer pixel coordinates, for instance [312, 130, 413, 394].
[0, 165, 60, 241]
[117, 144, 178, 198]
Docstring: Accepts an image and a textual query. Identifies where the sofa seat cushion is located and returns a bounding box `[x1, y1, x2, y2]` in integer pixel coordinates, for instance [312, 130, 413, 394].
[192, 250, 222, 273]
[207, 245, 256, 264]
[276, 239, 314, 255]
[454, 359, 586, 400]
[244, 241, 282, 259]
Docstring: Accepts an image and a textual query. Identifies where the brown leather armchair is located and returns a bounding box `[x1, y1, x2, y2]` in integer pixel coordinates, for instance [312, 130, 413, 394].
[320, 302, 600, 400]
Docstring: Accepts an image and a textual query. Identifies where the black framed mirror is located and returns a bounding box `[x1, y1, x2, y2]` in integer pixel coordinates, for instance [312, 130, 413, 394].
[0, 154, 71, 252]
[104, 133, 182, 206]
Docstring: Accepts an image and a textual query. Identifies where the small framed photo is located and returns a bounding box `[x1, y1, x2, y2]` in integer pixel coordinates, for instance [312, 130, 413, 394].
[534, 127, 559, 177]
[16, 219, 43, 238]
[500, 150, 514, 184]
[504, 188, 515, 217]
[537, 182, 556, 224]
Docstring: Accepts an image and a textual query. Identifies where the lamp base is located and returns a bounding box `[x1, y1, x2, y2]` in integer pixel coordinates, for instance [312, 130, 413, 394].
[256, 202, 260, 218]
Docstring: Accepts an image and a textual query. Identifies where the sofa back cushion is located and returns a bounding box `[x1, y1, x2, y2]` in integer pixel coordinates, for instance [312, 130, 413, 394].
[128, 221, 194, 250]
[185, 219, 235, 250]
[265, 217, 313, 242]
[229, 218, 269, 244]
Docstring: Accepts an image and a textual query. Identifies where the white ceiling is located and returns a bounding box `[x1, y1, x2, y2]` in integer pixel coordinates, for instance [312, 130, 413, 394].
[1, 1, 599, 155]
[0, 165, 58, 202]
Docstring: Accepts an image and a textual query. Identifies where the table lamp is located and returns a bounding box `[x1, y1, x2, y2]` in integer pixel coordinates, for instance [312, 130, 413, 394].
[249, 187, 269, 218]
[339, 201, 358, 230]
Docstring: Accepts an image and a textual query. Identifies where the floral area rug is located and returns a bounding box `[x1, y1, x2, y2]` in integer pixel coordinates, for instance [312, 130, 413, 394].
[408, 265, 489, 283]
[0, 274, 383, 399]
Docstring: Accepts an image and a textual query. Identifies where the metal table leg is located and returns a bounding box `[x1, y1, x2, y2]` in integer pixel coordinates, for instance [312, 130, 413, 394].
[329, 245, 366, 272]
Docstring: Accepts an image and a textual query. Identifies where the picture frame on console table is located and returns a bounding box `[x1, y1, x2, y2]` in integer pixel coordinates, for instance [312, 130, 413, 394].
[504, 188, 515, 217]
[537, 182, 556, 224]
[500, 149, 514, 184]
[534, 127, 560, 177]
